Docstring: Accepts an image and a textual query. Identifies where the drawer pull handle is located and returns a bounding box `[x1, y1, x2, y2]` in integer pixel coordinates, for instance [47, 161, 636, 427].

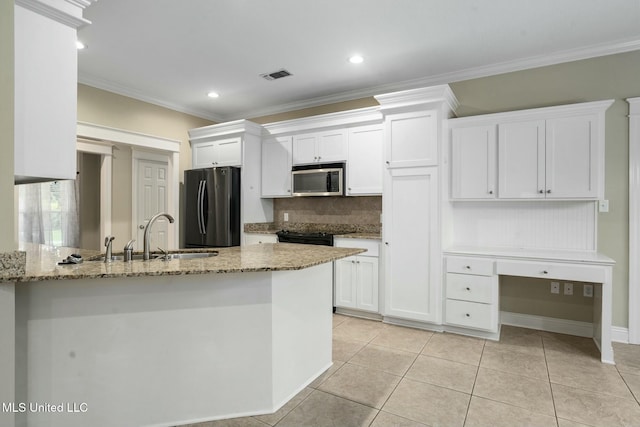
[542, 270, 548, 274]
[465, 313, 471, 317]
[465, 265, 471, 270]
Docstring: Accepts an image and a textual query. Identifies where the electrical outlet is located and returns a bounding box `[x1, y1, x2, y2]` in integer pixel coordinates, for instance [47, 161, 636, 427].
[564, 283, 574, 295]
[284, 212, 289, 222]
[584, 284, 594, 297]
[598, 200, 609, 213]
[551, 282, 560, 294]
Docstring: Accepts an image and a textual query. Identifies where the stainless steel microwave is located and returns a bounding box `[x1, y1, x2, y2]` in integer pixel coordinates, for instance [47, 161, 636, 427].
[291, 163, 344, 197]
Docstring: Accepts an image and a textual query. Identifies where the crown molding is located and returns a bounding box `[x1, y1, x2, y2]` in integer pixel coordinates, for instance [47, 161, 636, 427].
[80, 37, 640, 122]
[262, 107, 383, 136]
[77, 121, 181, 153]
[628, 97, 640, 116]
[15, 0, 94, 28]
[188, 119, 263, 143]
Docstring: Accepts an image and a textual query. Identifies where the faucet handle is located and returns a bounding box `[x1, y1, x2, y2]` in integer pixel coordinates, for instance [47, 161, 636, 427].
[104, 235, 115, 247]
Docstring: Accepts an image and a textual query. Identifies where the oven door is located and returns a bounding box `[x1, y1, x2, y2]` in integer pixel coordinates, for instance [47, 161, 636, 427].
[291, 167, 343, 196]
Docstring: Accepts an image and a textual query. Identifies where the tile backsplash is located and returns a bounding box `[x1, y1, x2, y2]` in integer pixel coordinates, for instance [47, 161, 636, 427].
[273, 196, 381, 232]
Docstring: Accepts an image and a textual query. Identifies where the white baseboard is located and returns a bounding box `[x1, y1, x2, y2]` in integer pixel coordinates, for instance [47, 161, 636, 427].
[500, 311, 593, 338]
[611, 326, 630, 343]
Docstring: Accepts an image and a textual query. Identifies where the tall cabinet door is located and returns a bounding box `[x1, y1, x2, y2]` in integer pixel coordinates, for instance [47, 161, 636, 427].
[386, 110, 439, 168]
[384, 167, 440, 323]
[498, 120, 546, 198]
[545, 115, 598, 198]
[347, 125, 383, 195]
[261, 136, 292, 197]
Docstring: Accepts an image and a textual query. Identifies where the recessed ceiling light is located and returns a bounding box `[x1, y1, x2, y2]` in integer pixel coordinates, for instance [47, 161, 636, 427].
[207, 91, 220, 98]
[349, 55, 364, 64]
[76, 40, 86, 50]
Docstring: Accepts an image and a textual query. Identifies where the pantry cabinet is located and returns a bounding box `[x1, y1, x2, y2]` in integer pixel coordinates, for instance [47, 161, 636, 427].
[449, 100, 613, 200]
[261, 136, 292, 197]
[292, 129, 347, 165]
[384, 110, 439, 168]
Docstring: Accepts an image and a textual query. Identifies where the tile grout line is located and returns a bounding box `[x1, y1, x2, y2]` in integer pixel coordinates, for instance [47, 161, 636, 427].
[464, 340, 486, 426]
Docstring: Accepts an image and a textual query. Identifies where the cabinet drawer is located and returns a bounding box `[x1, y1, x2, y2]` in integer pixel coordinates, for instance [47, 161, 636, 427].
[445, 300, 496, 331]
[446, 257, 495, 276]
[446, 273, 494, 304]
[496, 259, 606, 283]
[334, 238, 380, 257]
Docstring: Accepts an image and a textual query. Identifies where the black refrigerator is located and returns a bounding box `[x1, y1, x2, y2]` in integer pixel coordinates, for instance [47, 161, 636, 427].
[184, 167, 241, 248]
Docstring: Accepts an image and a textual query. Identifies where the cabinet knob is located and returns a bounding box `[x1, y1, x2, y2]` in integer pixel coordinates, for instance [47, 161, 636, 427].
[385, 161, 390, 165]
[287, 189, 291, 193]
[348, 187, 352, 191]
[385, 242, 389, 246]
[547, 189, 551, 193]
[465, 265, 471, 270]
[318, 156, 322, 160]
[465, 287, 471, 291]
[465, 313, 471, 317]
[488, 190, 493, 194]
[542, 270, 548, 274]
[539, 190, 544, 194]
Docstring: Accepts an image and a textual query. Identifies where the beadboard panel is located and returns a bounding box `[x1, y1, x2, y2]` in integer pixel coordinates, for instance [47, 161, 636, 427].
[450, 201, 596, 250]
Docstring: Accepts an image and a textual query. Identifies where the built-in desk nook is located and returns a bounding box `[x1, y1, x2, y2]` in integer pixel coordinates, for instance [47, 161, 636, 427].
[443, 247, 615, 364]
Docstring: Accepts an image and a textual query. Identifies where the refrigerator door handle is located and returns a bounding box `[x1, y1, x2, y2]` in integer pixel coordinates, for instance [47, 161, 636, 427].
[197, 180, 205, 234]
[199, 179, 207, 234]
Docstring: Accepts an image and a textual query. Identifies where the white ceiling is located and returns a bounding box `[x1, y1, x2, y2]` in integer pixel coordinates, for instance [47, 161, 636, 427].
[77, 0, 640, 122]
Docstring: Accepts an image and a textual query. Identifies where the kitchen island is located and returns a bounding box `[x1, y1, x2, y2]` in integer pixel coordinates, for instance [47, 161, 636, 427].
[2, 243, 364, 427]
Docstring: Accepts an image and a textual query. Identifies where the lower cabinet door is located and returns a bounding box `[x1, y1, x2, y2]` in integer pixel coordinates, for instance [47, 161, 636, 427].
[334, 257, 357, 309]
[445, 299, 496, 331]
[356, 257, 379, 312]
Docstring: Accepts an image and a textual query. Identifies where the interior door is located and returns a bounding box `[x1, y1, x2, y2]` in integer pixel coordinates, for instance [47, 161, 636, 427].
[136, 158, 169, 251]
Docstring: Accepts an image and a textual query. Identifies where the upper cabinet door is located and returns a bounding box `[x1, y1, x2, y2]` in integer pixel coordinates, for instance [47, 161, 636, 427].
[451, 125, 497, 199]
[292, 133, 318, 165]
[347, 125, 383, 195]
[317, 129, 347, 163]
[213, 137, 242, 167]
[498, 120, 546, 199]
[545, 115, 598, 199]
[261, 136, 293, 197]
[192, 141, 217, 169]
[386, 110, 438, 168]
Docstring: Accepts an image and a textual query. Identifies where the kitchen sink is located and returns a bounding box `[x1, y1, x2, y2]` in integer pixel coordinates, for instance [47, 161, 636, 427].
[87, 251, 218, 262]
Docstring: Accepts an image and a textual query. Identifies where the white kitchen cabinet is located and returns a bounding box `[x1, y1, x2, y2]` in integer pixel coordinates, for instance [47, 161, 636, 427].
[261, 136, 292, 197]
[346, 125, 383, 195]
[451, 125, 497, 199]
[334, 238, 380, 313]
[384, 110, 439, 169]
[292, 129, 347, 165]
[244, 233, 278, 245]
[14, 1, 93, 183]
[383, 167, 440, 322]
[192, 137, 241, 169]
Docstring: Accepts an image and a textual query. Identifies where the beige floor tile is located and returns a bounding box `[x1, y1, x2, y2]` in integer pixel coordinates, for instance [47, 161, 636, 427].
[180, 417, 269, 427]
[333, 337, 366, 362]
[405, 355, 477, 393]
[253, 387, 312, 425]
[333, 316, 384, 343]
[545, 350, 633, 399]
[332, 314, 349, 329]
[480, 344, 549, 380]
[540, 332, 601, 360]
[422, 332, 485, 366]
[613, 342, 640, 376]
[308, 361, 344, 388]
[371, 324, 433, 353]
[370, 410, 428, 427]
[557, 419, 596, 427]
[382, 378, 470, 427]
[485, 325, 544, 355]
[464, 396, 557, 427]
[552, 382, 640, 427]
[473, 367, 555, 416]
[349, 344, 418, 376]
[318, 363, 401, 409]
[276, 389, 378, 427]
[620, 371, 640, 401]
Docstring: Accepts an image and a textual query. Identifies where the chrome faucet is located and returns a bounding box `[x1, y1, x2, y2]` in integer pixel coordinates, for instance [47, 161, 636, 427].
[143, 213, 175, 260]
[104, 235, 115, 263]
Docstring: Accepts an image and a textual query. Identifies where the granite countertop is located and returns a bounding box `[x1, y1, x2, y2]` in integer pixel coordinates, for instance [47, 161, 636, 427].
[3, 242, 365, 283]
[244, 223, 381, 240]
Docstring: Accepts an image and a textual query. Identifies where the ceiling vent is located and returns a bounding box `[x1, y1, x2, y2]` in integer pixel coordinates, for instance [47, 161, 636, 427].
[260, 69, 292, 81]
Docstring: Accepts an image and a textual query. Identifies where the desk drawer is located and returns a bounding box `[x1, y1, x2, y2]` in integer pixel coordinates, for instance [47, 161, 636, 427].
[446, 257, 495, 276]
[446, 273, 494, 304]
[496, 260, 605, 283]
[445, 300, 496, 331]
